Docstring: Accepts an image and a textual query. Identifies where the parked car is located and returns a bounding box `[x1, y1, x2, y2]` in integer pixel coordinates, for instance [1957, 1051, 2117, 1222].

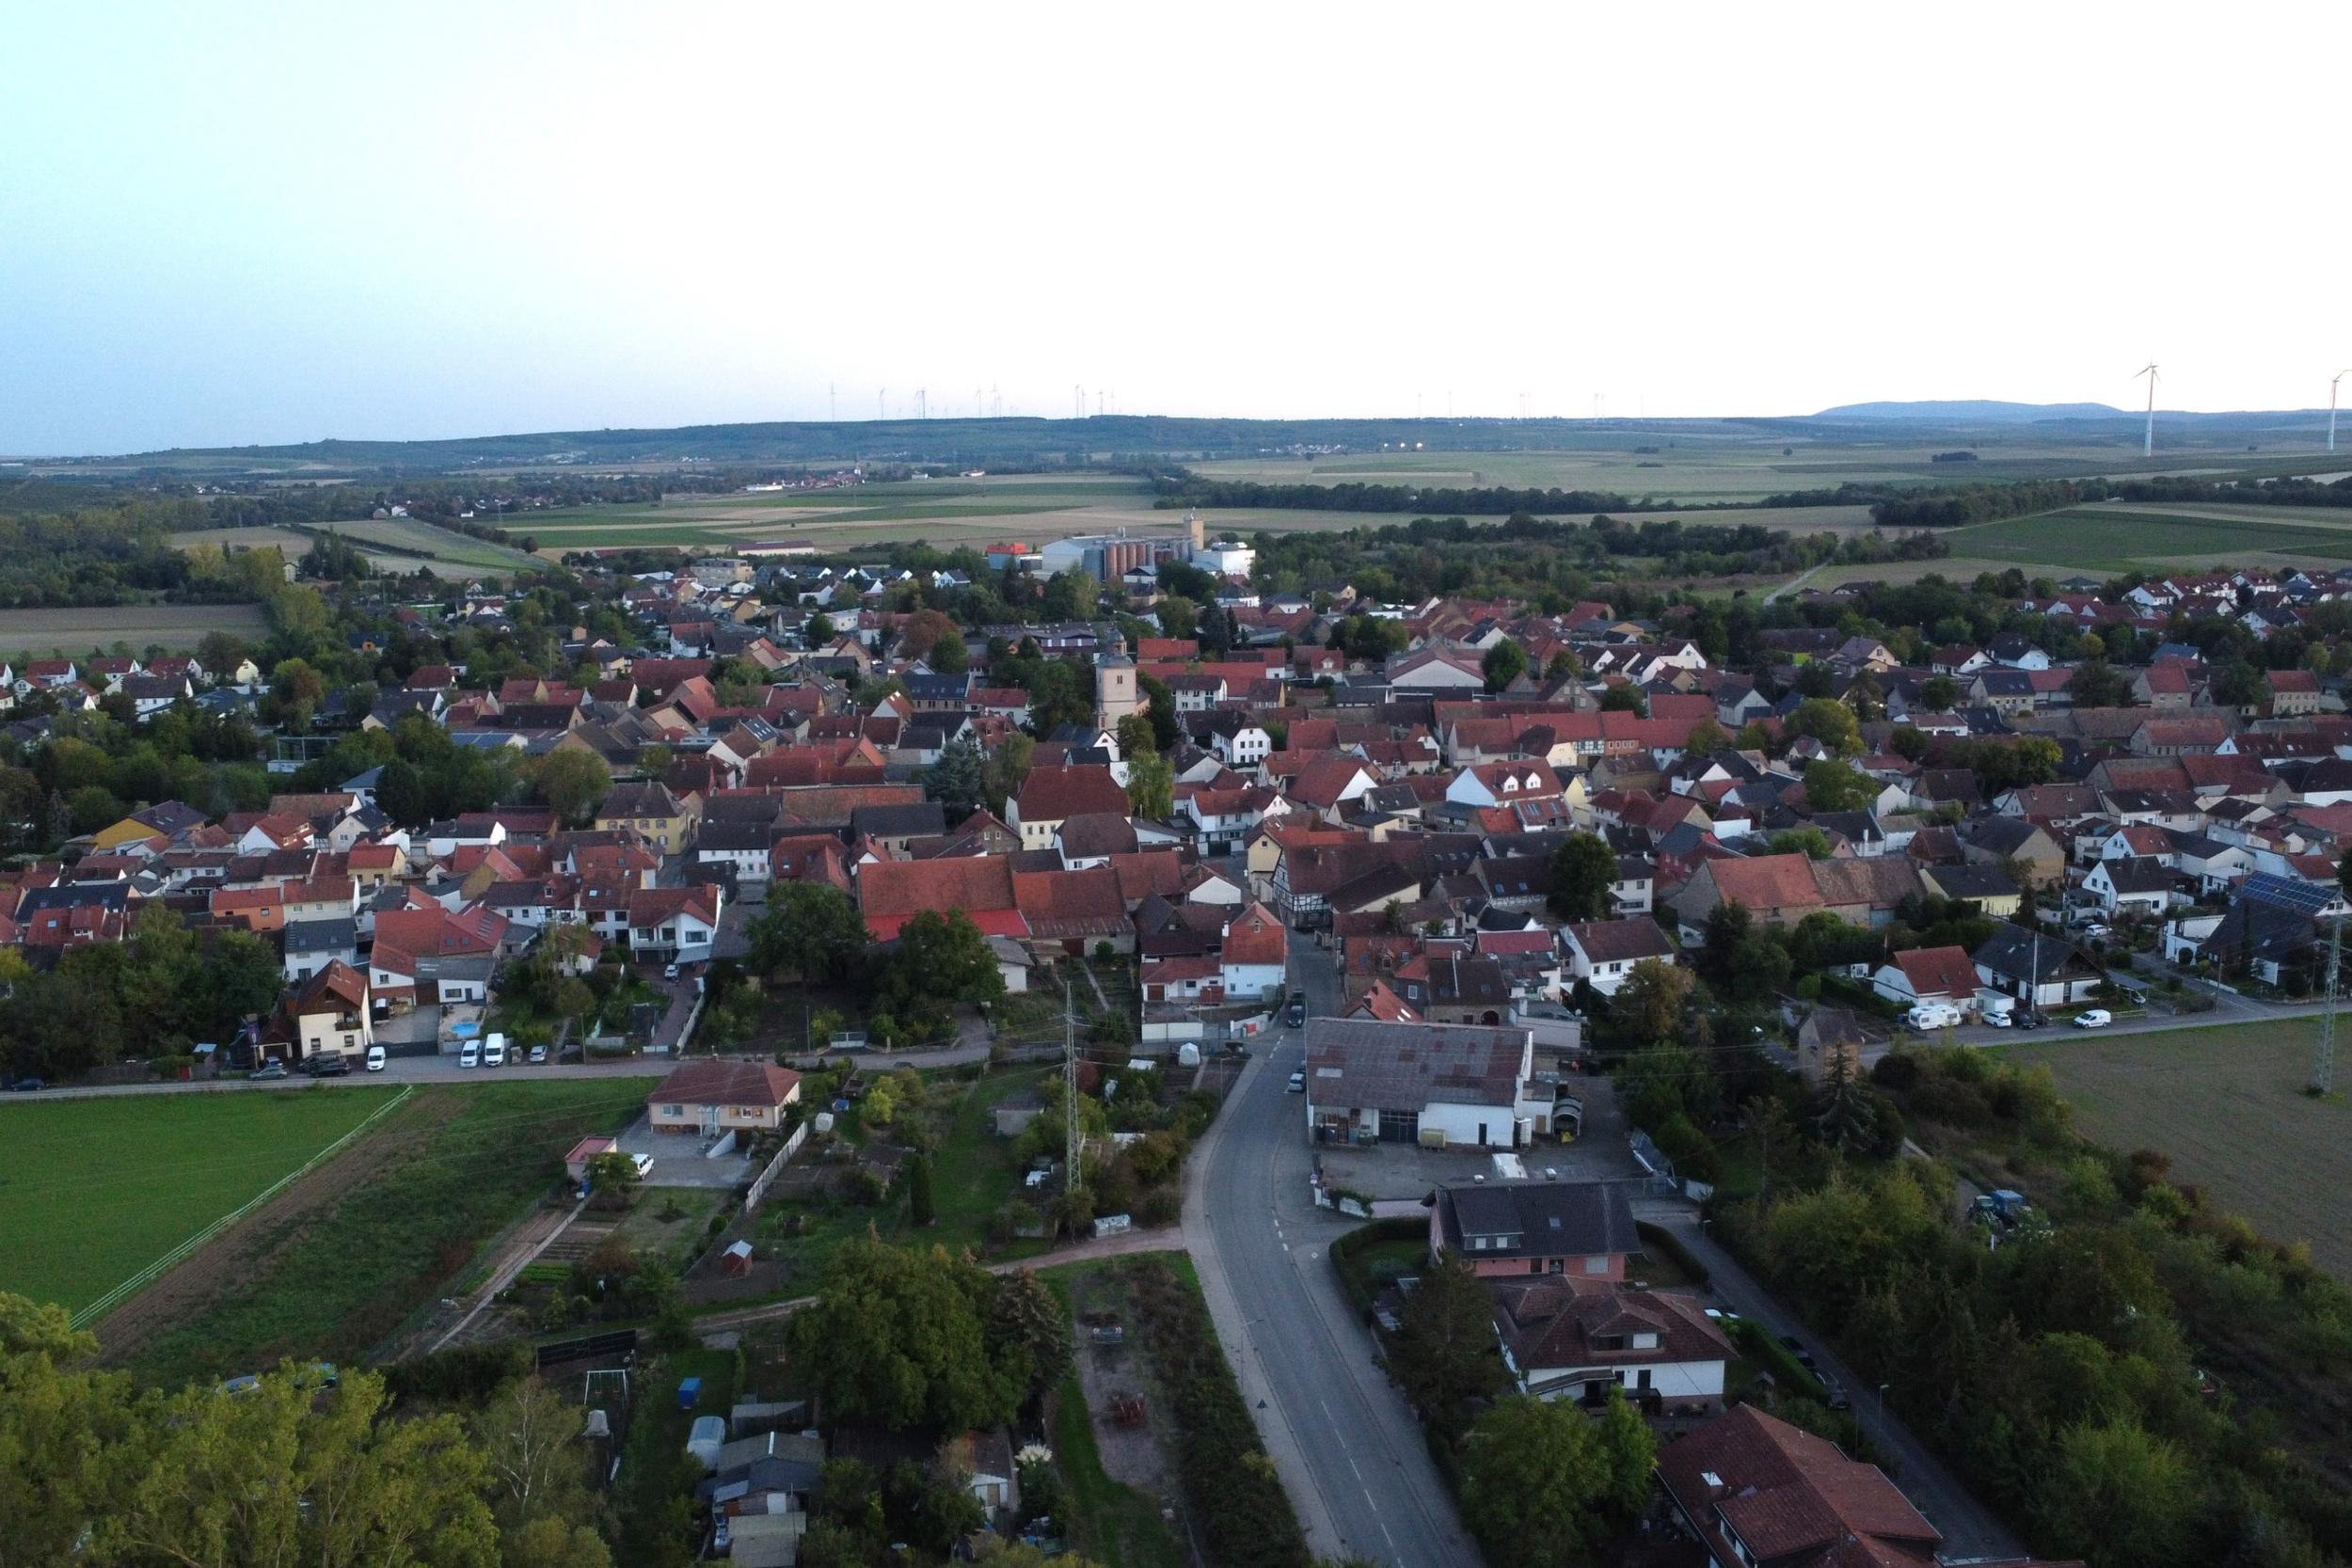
[630, 1152, 654, 1179]
[663, 962, 680, 981]
[2072, 1008, 2113, 1029]
[1286, 1069, 1306, 1093]
[2011, 1011, 2048, 1031]
[484, 1038, 507, 1069]
[528, 1044, 548, 1065]
[252, 1060, 289, 1081]
[458, 1043, 481, 1069]
[1981, 1007, 2013, 1028]
[364, 1045, 386, 1072]
[6, 1076, 43, 1092]
[1283, 992, 1307, 1027]
[1703, 1307, 1741, 1323]
[307, 1053, 350, 1078]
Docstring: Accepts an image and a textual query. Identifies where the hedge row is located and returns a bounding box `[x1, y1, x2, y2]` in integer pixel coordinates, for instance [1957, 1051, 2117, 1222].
[1633, 1220, 1710, 1286]
[1124, 1258, 1311, 1568]
[1327, 1214, 1426, 1319]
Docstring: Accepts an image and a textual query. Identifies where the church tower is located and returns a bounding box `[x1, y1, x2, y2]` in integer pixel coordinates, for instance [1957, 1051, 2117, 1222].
[1095, 629, 1141, 732]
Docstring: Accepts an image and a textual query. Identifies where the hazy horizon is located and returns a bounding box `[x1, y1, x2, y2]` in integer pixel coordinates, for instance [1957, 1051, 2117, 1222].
[7, 3, 2348, 455]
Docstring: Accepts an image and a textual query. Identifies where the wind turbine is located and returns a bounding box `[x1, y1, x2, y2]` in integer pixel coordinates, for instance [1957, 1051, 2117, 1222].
[2135, 364, 2159, 457]
[2332, 370, 2352, 453]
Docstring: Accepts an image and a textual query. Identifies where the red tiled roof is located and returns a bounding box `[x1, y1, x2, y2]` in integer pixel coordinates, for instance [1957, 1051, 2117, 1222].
[1893, 944, 1979, 1001]
[652, 1057, 802, 1110]
[859, 856, 1019, 939]
[1015, 765, 1129, 822]
[1708, 853, 1823, 911]
[1221, 902, 1287, 967]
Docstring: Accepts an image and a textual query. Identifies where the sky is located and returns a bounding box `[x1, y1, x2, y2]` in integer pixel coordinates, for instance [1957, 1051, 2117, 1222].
[5, 2, 2349, 454]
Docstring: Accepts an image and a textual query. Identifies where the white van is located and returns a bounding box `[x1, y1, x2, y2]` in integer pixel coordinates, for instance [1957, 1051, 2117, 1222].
[458, 1042, 481, 1069]
[484, 1034, 507, 1068]
[364, 1045, 387, 1072]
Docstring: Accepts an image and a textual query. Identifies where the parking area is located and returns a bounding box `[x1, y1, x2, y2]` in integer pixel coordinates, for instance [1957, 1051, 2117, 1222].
[1316, 1077, 1640, 1200]
[609, 1114, 757, 1189]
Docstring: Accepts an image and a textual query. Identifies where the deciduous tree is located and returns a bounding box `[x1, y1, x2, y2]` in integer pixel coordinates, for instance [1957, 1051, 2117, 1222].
[1546, 832, 1618, 921]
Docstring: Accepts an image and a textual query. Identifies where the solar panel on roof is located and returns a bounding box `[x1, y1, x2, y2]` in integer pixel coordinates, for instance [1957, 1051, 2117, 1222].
[2242, 874, 2334, 916]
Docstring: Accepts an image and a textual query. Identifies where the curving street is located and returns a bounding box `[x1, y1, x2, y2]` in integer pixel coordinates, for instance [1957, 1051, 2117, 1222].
[1182, 947, 1480, 1568]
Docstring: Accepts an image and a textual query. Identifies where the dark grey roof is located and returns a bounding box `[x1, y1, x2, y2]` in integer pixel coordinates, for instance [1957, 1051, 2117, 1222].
[2096, 856, 2173, 895]
[1963, 816, 2044, 855]
[1972, 921, 2098, 983]
[1435, 1180, 1637, 1260]
[1920, 863, 2018, 901]
[1302, 1019, 1529, 1112]
[282, 917, 359, 954]
[695, 819, 774, 853]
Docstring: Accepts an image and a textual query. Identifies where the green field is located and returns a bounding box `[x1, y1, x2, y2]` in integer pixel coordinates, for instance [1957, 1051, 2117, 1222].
[0, 601, 272, 659]
[330, 516, 540, 572]
[1948, 507, 2352, 572]
[117, 1077, 655, 1386]
[0, 1087, 398, 1315]
[2004, 1018, 2352, 1276]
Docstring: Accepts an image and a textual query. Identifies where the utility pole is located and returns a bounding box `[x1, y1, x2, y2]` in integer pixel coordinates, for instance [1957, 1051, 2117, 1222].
[1064, 980, 1080, 1196]
[2315, 916, 2340, 1095]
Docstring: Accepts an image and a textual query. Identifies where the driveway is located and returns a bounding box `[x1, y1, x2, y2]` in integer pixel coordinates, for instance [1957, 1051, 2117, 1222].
[1317, 1076, 1636, 1201]
[1632, 1202, 2026, 1561]
[612, 1113, 755, 1189]
[1180, 946, 1480, 1568]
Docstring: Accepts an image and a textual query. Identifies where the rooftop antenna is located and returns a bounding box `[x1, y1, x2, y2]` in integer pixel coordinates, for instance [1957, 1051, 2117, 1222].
[2136, 363, 2159, 457]
[2331, 370, 2352, 453]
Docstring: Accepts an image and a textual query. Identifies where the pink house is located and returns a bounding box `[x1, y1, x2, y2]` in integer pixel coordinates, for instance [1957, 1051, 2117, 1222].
[1429, 1179, 1639, 1280]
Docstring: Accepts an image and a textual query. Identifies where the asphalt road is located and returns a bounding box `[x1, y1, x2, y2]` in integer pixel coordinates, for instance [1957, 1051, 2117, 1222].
[1182, 942, 1480, 1568]
[1633, 1204, 2026, 1560]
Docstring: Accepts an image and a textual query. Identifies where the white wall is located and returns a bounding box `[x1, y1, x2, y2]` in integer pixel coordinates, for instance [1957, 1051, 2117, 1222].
[1525, 1357, 1724, 1404]
[1220, 959, 1285, 1000]
[1420, 1100, 1516, 1148]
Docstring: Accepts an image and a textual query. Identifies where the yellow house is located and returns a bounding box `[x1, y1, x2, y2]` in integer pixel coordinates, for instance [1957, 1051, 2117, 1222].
[594, 781, 698, 854]
[646, 1059, 803, 1135]
[92, 800, 209, 850]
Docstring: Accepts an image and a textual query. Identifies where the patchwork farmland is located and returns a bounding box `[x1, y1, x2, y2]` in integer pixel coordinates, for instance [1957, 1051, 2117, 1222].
[2006, 1019, 2352, 1277]
[0, 601, 270, 657]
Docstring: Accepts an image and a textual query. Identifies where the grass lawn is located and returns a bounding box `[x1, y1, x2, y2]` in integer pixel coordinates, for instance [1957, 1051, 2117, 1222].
[614, 1347, 740, 1563]
[608, 1187, 732, 1271]
[755, 1065, 1057, 1289]
[2002, 1018, 2352, 1276]
[0, 1087, 398, 1315]
[123, 1077, 654, 1386]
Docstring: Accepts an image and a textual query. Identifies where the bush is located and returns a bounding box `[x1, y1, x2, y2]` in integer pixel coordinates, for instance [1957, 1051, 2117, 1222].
[1136, 1187, 1182, 1227]
[1126, 1259, 1311, 1568]
[1870, 1052, 1920, 1093]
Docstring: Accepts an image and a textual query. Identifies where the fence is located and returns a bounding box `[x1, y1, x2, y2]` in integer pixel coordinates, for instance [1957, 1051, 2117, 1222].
[71, 1084, 417, 1328]
[743, 1119, 810, 1211]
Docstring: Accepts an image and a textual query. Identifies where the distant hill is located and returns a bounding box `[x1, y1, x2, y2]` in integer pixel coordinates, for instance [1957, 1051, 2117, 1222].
[1814, 400, 2126, 422]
